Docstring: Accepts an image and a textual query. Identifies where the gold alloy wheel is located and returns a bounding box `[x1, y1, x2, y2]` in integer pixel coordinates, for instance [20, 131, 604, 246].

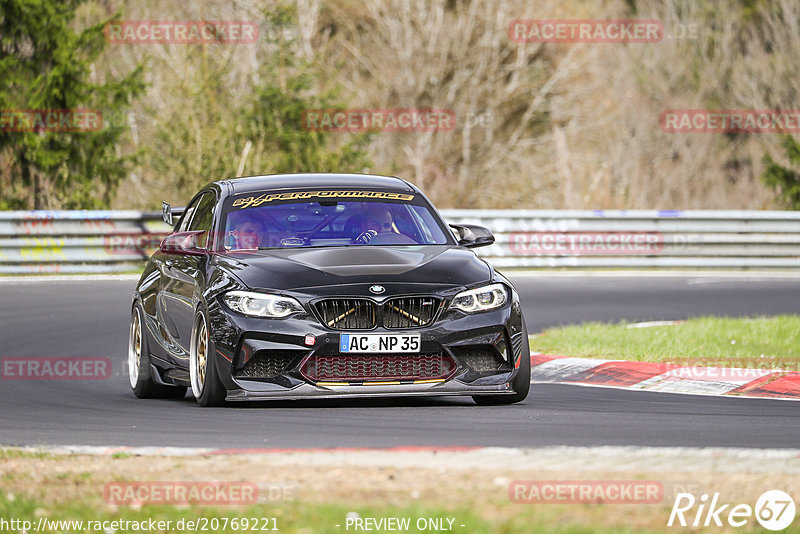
[190, 313, 209, 398]
[197, 319, 207, 390]
[128, 309, 141, 389]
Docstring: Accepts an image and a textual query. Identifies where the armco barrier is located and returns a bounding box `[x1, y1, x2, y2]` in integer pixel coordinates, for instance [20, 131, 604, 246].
[0, 209, 798, 273]
[0, 211, 170, 274]
[442, 209, 800, 268]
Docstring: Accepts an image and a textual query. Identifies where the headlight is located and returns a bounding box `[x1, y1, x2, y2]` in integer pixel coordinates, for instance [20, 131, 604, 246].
[222, 291, 304, 318]
[450, 283, 508, 313]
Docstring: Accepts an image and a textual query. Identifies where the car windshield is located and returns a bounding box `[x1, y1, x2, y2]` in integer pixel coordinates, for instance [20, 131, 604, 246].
[219, 189, 452, 251]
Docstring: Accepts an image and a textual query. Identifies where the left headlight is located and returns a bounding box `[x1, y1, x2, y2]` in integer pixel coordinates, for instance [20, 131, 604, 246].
[450, 283, 508, 313]
[222, 291, 305, 318]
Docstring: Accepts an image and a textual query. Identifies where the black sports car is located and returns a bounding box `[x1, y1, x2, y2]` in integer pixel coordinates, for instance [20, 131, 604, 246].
[128, 173, 530, 406]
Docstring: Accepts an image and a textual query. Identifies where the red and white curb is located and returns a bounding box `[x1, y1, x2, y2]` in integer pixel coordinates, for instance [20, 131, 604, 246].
[532, 354, 800, 400]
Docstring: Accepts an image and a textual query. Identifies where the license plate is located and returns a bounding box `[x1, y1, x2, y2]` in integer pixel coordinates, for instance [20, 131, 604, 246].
[339, 334, 420, 353]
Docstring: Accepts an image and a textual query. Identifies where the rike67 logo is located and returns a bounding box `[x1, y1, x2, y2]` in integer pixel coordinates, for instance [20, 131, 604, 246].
[669, 490, 796, 530]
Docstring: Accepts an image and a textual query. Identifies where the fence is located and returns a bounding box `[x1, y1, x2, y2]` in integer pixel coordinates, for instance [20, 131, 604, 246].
[0, 209, 798, 273]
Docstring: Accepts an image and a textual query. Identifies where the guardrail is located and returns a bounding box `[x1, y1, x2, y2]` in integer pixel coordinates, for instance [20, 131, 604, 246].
[0, 209, 798, 273]
[0, 211, 170, 274]
[443, 209, 800, 268]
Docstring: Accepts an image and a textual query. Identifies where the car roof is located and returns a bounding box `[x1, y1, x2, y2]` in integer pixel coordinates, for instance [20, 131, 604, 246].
[219, 173, 415, 195]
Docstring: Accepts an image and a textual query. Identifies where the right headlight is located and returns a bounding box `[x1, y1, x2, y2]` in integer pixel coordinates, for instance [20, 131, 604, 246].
[450, 283, 508, 313]
[222, 291, 304, 318]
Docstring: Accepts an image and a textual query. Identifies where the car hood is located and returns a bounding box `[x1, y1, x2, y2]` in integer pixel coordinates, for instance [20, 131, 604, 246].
[216, 245, 491, 291]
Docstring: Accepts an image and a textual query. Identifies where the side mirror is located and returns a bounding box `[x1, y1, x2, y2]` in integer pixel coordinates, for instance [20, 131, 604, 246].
[159, 231, 207, 256]
[449, 224, 495, 248]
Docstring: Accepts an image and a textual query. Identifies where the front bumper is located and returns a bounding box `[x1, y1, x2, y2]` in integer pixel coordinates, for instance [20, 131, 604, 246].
[208, 288, 527, 401]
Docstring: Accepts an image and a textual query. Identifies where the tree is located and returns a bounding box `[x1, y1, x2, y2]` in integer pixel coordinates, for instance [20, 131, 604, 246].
[147, 2, 370, 202]
[238, 4, 371, 177]
[762, 136, 800, 210]
[0, 0, 144, 209]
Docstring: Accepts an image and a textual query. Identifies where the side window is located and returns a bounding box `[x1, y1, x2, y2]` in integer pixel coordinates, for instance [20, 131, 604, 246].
[176, 199, 199, 233]
[186, 192, 216, 248]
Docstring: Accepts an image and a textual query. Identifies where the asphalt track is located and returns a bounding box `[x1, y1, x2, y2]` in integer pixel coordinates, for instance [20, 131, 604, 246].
[0, 273, 799, 449]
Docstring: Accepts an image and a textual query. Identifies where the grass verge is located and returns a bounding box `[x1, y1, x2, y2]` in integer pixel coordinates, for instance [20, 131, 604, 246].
[531, 315, 800, 367]
[4, 451, 794, 534]
[0, 493, 666, 534]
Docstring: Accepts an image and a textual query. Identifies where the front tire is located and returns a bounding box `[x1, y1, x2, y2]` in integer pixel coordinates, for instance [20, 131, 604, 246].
[128, 303, 187, 399]
[190, 308, 226, 407]
[472, 326, 531, 406]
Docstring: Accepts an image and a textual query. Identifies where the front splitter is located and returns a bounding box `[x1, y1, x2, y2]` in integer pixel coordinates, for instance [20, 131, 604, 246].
[225, 379, 514, 401]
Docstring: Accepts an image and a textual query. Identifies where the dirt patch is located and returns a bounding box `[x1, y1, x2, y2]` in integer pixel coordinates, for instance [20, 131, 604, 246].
[2, 447, 799, 532]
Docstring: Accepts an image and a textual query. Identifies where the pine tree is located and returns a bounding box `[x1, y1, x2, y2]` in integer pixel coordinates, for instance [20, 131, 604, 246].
[762, 136, 800, 210]
[0, 0, 144, 209]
